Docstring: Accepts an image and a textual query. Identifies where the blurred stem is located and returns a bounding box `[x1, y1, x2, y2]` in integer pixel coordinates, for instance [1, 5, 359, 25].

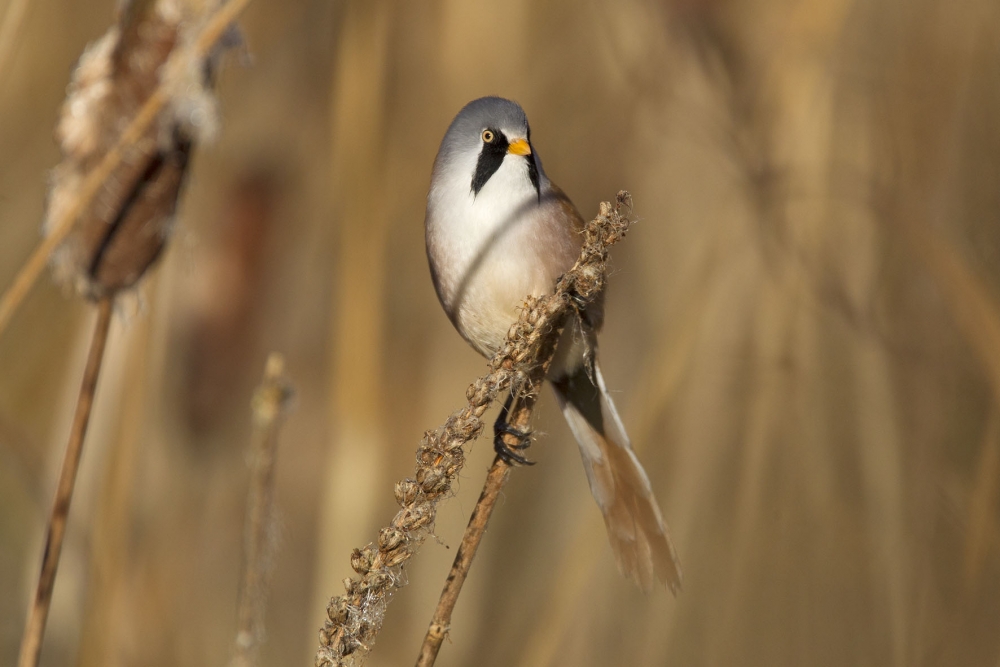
[18, 297, 113, 667]
[313, 0, 392, 644]
[230, 354, 293, 667]
[966, 407, 1000, 586]
[897, 211, 1000, 400]
[76, 291, 155, 667]
[0, 0, 29, 88]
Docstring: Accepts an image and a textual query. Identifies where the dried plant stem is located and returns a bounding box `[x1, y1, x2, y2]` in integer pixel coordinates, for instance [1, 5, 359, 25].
[230, 354, 294, 667]
[414, 394, 537, 667]
[414, 458, 511, 666]
[18, 297, 114, 667]
[0, 0, 251, 339]
[0, 0, 30, 86]
[414, 461, 510, 666]
[75, 303, 154, 667]
[315, 192, 634, 667]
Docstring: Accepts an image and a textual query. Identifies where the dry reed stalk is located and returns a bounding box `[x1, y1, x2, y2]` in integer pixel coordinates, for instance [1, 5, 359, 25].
[230, 353, 294, 667]
[315, 192, 634, 667]
[966, 407, 1000, 585]
[17, 297, 114, 667]
[76, 299, 155, 667]
[893, 207, 1000, 401]
[0, 0, 30, 86]
[313, 0, 393, 626]
[0, 0, 251, 337]
[888, 201, 1000, 590]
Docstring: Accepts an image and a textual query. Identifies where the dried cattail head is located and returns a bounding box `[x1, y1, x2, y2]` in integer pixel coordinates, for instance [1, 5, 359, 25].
[45, 0, 230, 300]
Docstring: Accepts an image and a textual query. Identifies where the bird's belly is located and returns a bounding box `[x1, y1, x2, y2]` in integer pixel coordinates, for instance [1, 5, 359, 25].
[452, 245, 559, 357]
[428, 185, 581, 358]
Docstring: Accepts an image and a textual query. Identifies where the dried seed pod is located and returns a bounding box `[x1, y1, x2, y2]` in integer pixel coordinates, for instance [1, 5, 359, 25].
[406, 508, 433, 531]
[350, 548, 369, 574]
[394, 479, 421, 507]
[382, 548, 408, 568]
[377, 527, 404, 553]
[326, 598, 347, 625]
[416, 467, 447, 494]
[365, 570, 394, 590]
[45, 0, 225, 300]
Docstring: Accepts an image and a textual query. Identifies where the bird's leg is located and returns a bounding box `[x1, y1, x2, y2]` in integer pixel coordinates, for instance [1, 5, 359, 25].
[493, 392, 535, 466]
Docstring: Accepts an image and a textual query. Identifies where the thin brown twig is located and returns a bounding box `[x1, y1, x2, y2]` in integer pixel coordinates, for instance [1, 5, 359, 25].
[414, 459, 511, 667]
[18, 297, 114, 667]
[413, 458, 512, 666]
[0, 0, 251, 339]
[230, 353, 294, 667]
[414, 393, 538, 667]
[315, 192, 634, 667]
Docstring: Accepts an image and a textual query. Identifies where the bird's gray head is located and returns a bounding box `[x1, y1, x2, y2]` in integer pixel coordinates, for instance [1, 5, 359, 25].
[433, 96, 541, 198]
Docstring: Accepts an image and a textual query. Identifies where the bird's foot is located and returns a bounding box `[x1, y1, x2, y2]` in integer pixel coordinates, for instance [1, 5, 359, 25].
[493, 422, 535, 466]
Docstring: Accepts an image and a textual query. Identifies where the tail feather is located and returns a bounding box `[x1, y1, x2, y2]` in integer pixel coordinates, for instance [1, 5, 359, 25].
[553, 361, 682, 594]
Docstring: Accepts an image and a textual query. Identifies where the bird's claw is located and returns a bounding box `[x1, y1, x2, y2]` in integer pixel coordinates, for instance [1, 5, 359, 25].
[493, 423, 535, 466]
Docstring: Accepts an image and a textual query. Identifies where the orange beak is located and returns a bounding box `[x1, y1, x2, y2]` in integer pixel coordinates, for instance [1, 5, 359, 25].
[507, 138, 532, 156]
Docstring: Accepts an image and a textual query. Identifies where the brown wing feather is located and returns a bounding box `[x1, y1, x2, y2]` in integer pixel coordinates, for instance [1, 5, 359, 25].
[545, 182, 605, 333]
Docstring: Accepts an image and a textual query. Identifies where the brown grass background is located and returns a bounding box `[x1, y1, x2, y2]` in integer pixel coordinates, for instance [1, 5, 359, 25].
[2, 0, 1000, 665]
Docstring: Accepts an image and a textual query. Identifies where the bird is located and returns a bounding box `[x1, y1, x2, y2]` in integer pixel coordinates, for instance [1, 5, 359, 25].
[424, 96, 682, 594]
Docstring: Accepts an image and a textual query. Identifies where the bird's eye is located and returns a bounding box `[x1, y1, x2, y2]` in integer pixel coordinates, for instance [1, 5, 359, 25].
[482, 130, 494, 143]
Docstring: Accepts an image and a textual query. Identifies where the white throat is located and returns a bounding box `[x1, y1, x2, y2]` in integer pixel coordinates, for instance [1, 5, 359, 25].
[427, 148, 541, 306]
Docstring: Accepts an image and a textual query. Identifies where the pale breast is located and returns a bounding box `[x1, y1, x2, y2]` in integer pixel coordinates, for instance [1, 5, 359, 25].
[427, 181, 583, 357]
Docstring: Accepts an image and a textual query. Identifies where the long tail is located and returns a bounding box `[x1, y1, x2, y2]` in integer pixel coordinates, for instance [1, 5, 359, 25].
[552, 361, 682, 594]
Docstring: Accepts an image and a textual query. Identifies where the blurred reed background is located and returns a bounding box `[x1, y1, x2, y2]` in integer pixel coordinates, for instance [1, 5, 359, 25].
[2, 0, 1000, 665]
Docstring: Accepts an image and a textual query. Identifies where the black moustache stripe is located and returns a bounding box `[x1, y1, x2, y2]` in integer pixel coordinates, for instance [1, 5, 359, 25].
[527, 153, 540, 200]
[470, 129, 540, 198]
[471, 129, 508, 195]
